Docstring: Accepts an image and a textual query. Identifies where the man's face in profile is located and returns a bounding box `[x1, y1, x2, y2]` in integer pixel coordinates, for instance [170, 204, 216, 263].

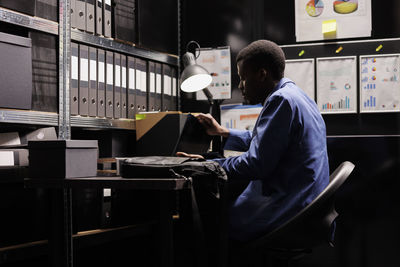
[237, 60, 270, 105]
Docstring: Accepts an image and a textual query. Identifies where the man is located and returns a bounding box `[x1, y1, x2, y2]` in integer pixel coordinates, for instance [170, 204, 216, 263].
[194, 40, 329, 242]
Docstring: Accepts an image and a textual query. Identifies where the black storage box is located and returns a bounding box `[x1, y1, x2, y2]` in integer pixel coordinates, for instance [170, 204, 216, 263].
[29, 140, 98, 178]
[0, 32, 32, 110]
[0, 0, 36, 16]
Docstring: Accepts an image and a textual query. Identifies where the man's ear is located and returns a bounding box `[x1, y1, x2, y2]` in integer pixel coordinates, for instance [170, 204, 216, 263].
[258, 68, 268, 81]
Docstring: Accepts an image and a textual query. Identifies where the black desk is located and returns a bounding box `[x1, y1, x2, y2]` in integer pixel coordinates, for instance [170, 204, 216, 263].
[25, 176, 191, 267]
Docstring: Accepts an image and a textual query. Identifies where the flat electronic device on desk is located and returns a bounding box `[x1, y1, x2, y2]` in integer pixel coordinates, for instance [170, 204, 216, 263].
[172, 114, 212, 156]
[135, 112, 213, 156]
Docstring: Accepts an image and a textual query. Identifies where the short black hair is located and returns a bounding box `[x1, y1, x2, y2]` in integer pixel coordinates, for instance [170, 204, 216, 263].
[236, 40, 286, 80]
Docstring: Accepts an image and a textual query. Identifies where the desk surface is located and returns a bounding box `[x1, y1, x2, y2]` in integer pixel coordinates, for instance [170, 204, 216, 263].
[24, 176, 190, 190]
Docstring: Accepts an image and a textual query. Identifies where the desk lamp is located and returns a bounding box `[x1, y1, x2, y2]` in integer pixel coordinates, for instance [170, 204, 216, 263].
[180, 41, 214, 105]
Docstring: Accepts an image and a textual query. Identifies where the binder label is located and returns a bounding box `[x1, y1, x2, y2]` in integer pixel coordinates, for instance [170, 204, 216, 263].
[172, 77, 177, 96]
[105, 0, 111, 5]
[115, 65, 121, 85]
[156, 74, 162, 94]
[80, 58, 89, 81]
[90, 59, 97, 81]
[129, 68, 135, 90]
[141, 72, 147, 92]
[98, 62, 105, 83]
[150, 73, 155, 93]
[135, 70, 141, 90]
[122, 67, 127, 87]
[164, 75, 171, 96]
[71, 56, 78, 80]
[107, 63, 113, 85]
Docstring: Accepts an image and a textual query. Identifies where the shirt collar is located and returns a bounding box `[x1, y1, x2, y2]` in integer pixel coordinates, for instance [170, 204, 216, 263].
[263, 78, 294, 105]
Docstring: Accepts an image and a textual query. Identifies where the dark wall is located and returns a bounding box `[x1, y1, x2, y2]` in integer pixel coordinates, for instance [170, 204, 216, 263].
[138, 0, 178, 55]
[180, 2, 400, 267]
[181, 0, 400, 135]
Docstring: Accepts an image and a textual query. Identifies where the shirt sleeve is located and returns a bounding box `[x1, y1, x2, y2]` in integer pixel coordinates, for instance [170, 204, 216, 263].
[213, 94, 294, 181]
[224, 128, 253, 152]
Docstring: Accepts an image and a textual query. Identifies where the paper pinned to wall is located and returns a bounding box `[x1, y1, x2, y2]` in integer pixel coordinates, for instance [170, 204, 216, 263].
[285, 59, 315, 100]
[196, 46, 231, 100]
[317, 56, 357, 114]
[295, 0, 371, 42]
[360, 54, 400, 113]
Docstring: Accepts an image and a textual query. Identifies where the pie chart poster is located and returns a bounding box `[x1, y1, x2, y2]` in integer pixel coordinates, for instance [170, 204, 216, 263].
[295, 0, 372, 42]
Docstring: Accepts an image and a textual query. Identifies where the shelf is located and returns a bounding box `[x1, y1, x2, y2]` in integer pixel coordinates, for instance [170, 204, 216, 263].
[0, 224, 155, 264]
[0, 109, 58, 126]
[71, 28, 179, 66]
[70, 116, 136, 130]
[0, 7, 58, 35]
[25, 177, 190, 190]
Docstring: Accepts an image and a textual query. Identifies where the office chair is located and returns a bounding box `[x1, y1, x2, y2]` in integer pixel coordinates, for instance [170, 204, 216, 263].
[233, 161, 355, 267]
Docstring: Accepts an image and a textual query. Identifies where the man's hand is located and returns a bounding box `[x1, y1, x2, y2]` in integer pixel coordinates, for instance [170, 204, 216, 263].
[195, 113, 230, 137]
[176, 151, 204, 159]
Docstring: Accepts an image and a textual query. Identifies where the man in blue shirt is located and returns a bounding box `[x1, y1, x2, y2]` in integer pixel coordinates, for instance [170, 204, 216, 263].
[195, 40, 330, 242]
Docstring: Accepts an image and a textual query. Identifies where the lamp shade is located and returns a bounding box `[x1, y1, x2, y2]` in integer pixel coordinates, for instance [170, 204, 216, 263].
[180, 52, 212, 93]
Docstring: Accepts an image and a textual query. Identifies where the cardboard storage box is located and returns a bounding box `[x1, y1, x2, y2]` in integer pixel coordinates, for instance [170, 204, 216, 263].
[0, 32, 32, 110]
[29, 140, 98, 178]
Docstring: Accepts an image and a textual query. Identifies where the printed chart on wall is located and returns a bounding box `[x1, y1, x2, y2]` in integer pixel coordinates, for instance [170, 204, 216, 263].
[360, 54, 400, 113]
[220, 104, 262, 157]
[196, 47, 231, 100]
[220, 104, 262, 131]
[317, 56, 357, 114]
[295, 0, 371, 42]
[285, 59, 315, 100]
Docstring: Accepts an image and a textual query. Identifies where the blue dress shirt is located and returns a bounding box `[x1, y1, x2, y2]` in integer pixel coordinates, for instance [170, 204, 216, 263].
[213, 78, 329, 241]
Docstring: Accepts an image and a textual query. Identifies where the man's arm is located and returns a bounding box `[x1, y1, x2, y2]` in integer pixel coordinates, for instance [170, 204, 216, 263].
[196, 113, 252, 151]
[214, 95, 294, 181]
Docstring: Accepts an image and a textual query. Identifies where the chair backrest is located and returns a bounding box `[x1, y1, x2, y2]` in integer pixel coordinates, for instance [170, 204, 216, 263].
[247, 161, 355, 250]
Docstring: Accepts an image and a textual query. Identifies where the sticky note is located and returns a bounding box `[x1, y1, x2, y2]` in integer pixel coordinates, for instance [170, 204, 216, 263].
[322, 19, 337, 39]
[135, 114, 146, 120]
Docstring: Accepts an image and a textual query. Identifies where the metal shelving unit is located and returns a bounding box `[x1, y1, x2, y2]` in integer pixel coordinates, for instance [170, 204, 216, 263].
[0, 109, 58, 126]
[70, 116, 135, 130]
[0, 7, 58, 35]
[71, 29, 179, 66]
[0, 2, 179, 132]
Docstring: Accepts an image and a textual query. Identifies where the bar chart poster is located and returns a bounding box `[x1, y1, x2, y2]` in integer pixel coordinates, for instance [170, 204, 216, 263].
[317, 56, 357, 114]
[196, 46, 231, 100]
[359, 54, 400, 113]
[285, 59, 315, 100]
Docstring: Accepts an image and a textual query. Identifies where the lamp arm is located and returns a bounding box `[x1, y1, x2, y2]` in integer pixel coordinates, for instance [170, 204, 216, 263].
[202, 88, 214, 106]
